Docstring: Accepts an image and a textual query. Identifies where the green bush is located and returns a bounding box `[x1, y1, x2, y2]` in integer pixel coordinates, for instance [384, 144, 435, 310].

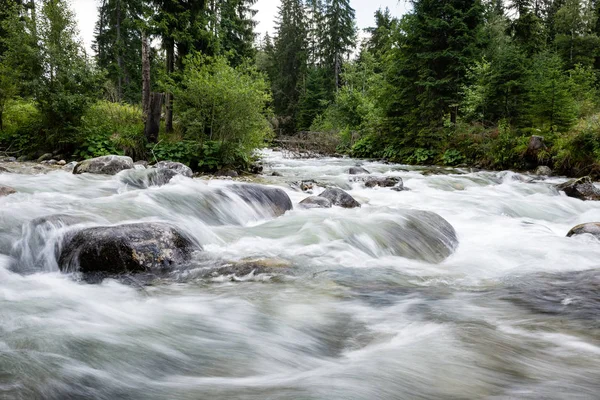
[74, 101, 144, 159]
[174, 54, 272, 167]
[0, 98, 42, 153]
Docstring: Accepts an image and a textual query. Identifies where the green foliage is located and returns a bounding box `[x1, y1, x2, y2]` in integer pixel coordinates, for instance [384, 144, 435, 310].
[36, 0, 102, 148]
[0, 99, 41, 152]
[173, 54, 271, 169]
[74, 101, 144, 159]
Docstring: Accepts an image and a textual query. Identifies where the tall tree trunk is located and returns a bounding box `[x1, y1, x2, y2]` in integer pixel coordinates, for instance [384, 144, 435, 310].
[116, 0, 123, 102]
[165, 37, 174, 133]
[145, 93, 163, 143]
[142, 33, 151, 124]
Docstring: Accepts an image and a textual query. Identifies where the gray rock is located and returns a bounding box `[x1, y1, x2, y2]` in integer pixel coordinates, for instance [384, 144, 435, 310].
[0, 156, 16, 162]
[555, 176, 600, 201]
[271, 171, 282, 177]
[17, 155, 29, 162]
[63, 161, 77, 172]
[154, 160, 193, 178]
[0, 185, 16, 197]
[319, 188, 360, 208]
[215, 169, 238, 177]
[535, 166, 552, 176]
[566, 222, 600, 239]
[229, 184, 293, 217]
[37, 153, 53, 162]
[299, 196, 332, 208]
[73, 155, 134, 175]
[57, 160, 67, 166]
[134, 160, 148, 169]
[58, 223, 199, 275]
[363, 176, 402, 188]
[527, 135, 546, 153]
[349, 166, 370, 175]
[120, 168, 179, 188]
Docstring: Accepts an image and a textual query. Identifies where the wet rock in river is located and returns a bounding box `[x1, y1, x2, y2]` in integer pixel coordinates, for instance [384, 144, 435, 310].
[555, 176, 600, 201]
[58, 223, 199, 275]
[349, 166, 370, 175]
[154, 160, 193, 178]
[120, 168, 179, 188]
[215, 169, 238, 177]
[0, 185, 16, 197]
[229, 184, 293, 216]
[566, 222, 600, 239]
[134, 160, 148, 169]
[535, 166, 552, 176]
[299, 196, 332, 208]
[63, 161, 77, 172]
[37, 153, 53, 162]
[73, 155, 134, 175]
[363, 176, 402, 188]
[319, 188, 360, 208]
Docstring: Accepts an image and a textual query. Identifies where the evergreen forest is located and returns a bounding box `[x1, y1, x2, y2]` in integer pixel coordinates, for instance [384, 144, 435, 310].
[1, 0, 600, 175]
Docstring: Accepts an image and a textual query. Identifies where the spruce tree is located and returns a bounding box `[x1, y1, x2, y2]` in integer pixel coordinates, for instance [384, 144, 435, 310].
[384, 0, 484, 141]
[94, 0, 145, 103]
[321, 0, 356, 91]
[271, 0, 307, 134]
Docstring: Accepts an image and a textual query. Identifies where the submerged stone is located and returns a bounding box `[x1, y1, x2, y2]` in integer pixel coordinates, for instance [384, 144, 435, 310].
[229, 184, 293, 217]
[319, 188, 360, 208]
[299, 196, 332, 208]
[0, 185, 16, 197]
[349, 166, 370, 175]
[566, 222, 600, 239]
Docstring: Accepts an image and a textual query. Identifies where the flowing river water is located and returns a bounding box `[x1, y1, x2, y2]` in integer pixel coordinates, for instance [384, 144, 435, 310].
[1, 149, 599, 399]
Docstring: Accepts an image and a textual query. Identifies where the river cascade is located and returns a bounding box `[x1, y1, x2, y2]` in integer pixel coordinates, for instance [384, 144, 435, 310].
[1, 149, 599, 399]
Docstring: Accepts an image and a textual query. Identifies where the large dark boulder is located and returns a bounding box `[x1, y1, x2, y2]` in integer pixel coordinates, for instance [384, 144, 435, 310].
[73, 155, 134, 175]
[566, 223, 600, 239]
[154, 161, 193, 178]
[349, 166, 370, 175]
[59, 223, 199, 275]
[299, 196, 332, 209]
[555, 176, 600, 201]
[319, 188, 360, 208]
[229, 184, 293, 216]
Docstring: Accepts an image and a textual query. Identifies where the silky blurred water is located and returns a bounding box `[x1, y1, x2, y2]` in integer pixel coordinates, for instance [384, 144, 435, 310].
[1, 150, 599, 400]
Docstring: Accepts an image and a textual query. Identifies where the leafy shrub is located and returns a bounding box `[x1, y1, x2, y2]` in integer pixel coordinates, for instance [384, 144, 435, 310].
[74, 101, 144, 159]
[174, 54, 272, 166]
[0, 99, 42, 153]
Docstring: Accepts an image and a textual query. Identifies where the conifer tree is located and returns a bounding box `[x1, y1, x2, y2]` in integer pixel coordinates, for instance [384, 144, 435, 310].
[271, 0, 307, 133]
[321, 0, 356, 91]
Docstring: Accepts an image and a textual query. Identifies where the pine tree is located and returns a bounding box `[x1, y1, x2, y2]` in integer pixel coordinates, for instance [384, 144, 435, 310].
[218, 0, 258, 66]
[554, 0, 599, 68]
[37, 0, 99, 141]
[364, 7, 395, 62]
[271, 0, 307, 134]
[306, 0, 325, 66]
[509, 0, 546, 54]
[384, 0, 484, 140]
[321, 0, 356, 91]
[94, 0, 145, 103]
[527, 51, 576, 130]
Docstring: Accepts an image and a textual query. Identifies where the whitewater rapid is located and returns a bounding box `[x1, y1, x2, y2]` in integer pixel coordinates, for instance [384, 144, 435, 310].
[1, 149, 599, 399]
